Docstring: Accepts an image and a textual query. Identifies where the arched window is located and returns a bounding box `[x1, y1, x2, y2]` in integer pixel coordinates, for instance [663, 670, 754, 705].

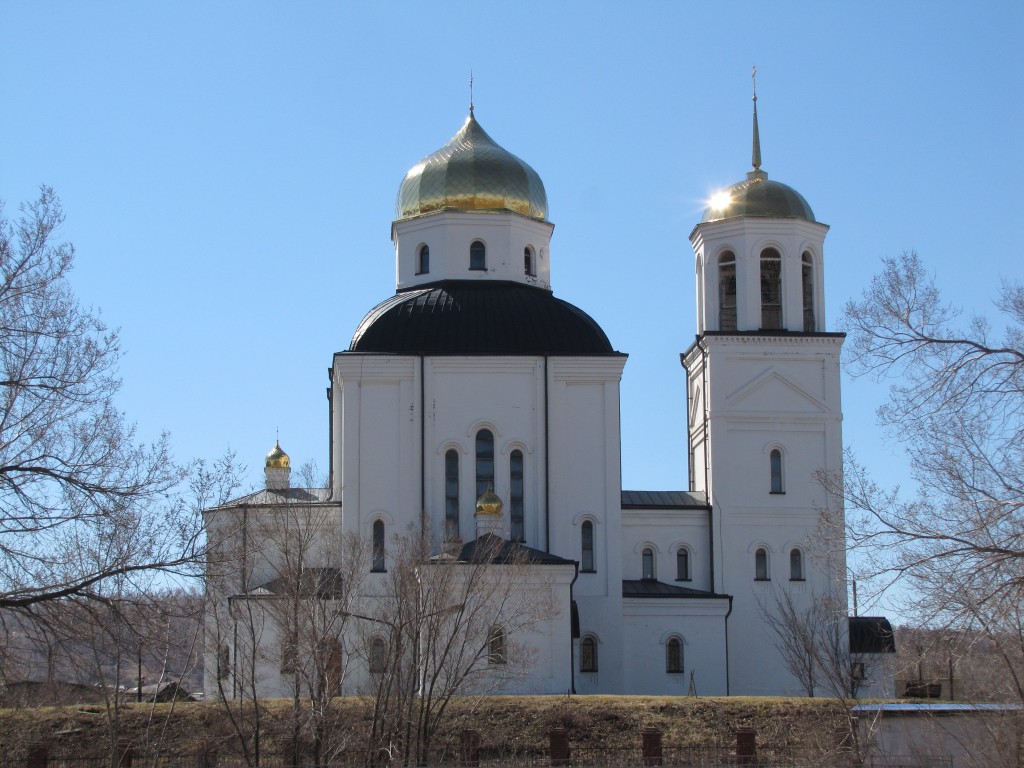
[642, 547, 655, 580]
[369, 637, 386, 673]
[676, 548, 690, 581]
[488, 626, 506, 665]
[770, 449, 784, 494]
[417, 244, 430, 275]
[755, 547, 769, 581]
[510, 450, 524, 541]
[790, 548, 804, 580]
[580, 635, 598, 672]
[445, 449, 459, 539]
[475, 429, 494, 499]
[802, 252, 815, 331]
[719, 251, 737, 331]
[581, 521, 595, 573]
[470, 240, 486, 270]
[524, 246, 535, 276]
[666, 637, 683, 673]
[372, 519, 386, 572]
[760, 247, 782, 329]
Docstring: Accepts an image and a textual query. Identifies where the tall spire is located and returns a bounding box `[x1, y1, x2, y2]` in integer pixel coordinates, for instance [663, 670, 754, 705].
[751, 66, 762, 172]
[469, 70, 475, 117]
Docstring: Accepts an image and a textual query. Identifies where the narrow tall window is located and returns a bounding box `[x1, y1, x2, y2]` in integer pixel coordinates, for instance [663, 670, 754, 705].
[217, 644, 231, 681]
[790, 548, 804, 580]
[719, 251, 737, 331]
[445, 449, 460, 539]
[510, 449, 524, 541]
[755, 548, 769, 581]
[417, 244, 430, 275]
[488, 626, 506, 665]
[642, 547, 655, 580]
[475, 429, 494, 499]
[470, 240, 486, 270]
[676, 548, 690, 581]
[369, 637, 386, 673]
[581, 635, 598, 672]
[666, 637, 683, 673]
[372, 519, 385, 572]
[581, 521, 595, 572]
[802, 252, 815, 331]
[524, 246, 535, 276]
[760, 247, 782, 328]
[770, 449, 783, 494]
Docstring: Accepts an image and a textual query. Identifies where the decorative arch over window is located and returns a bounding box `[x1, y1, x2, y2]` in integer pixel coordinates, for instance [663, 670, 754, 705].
[755, 547, 770, 581]
[445, 449, 460, 539]
[488, 626, 506, 665]
[475, 429, 494, 498]
[770, 448, 784, 494]
[580, 635, 598, 672]
[510, 450, 524, 541]
[581, 520, 595, 573]
[790, 548, 804, 581]
[369, 637, 386, 673]
[417, 244, 430, 275]
[802, 251, 815, 331]
[666, 636, 684, 673]
[760, 247, 782, 329]
[372, 519, 386, 572]
[676, 547, 690, 581]
[719, 251, 737, 331]
[524, 246, 535, 276]
[642, 547, 656, 581]
[470, 240, 486, 271]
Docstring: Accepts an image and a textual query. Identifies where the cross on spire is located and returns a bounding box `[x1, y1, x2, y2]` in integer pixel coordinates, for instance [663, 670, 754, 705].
[751, 65, 762, 172]
[469, 71, 475, 116]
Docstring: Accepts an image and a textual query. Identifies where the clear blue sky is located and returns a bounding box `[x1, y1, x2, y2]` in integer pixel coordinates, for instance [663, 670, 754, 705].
[3, 3, 1021, 542]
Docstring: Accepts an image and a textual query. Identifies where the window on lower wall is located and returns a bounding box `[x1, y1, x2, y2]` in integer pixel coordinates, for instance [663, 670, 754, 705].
[666, 637, 683, 673]
[372, 519, 386, 572]
[755, 547, 770, 581]
[581, 635, 598, 672]
[488, 626, 506, 665]
[642, 547, 655, 580]
[280, 633, 298, 675]
[676, 548, 690, 581]
[369, 637, 386, 674]
[770, 449, 784, 493]
[510, 450, 524, 541]
[445, 449, 459, 539]
[790, 548, 804, 580]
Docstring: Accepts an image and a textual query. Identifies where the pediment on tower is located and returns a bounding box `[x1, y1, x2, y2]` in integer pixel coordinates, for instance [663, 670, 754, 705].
[724, 368, 827, 414]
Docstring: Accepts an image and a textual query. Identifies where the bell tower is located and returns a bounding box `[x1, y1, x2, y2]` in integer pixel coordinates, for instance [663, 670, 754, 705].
[682, 78, 847, 695]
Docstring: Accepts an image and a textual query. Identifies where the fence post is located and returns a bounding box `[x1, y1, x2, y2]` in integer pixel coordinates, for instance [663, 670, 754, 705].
[549, 727, 570, 767]
[735, 728, 756, 765]
[641, 727, 663, 766]
[460, 729, 481, 768]
[26, 744, 48, 768]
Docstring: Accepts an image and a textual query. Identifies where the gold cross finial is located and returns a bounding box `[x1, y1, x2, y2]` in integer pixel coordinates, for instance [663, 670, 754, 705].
[752, 65, 757, 103]
[469, 71, 474, 116]
[751, 65, 762, 172]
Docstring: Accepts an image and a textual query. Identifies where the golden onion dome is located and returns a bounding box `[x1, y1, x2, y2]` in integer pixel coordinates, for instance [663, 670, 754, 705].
[396, 112, 547, 221]
[265, 440, 290, 469]
[475, 485, 504, 517]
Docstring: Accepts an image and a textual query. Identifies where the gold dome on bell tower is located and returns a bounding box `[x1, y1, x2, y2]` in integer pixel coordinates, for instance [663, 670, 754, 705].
[395, 111, 548, 222]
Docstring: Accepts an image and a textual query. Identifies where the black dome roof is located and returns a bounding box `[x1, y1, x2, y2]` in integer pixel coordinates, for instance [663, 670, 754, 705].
[349, 281, 616, 355]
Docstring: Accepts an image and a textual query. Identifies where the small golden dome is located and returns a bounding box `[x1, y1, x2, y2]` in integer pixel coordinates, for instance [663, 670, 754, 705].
[396, 112, 547, 221]
[265, 440, 290, 469]
[475, 485, 504, 517]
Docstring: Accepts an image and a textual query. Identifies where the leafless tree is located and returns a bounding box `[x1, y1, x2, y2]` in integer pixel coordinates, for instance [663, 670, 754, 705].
[0, 187, 210, 611]
[827, 251, 1024, 699]
[360, 531, 559, 767]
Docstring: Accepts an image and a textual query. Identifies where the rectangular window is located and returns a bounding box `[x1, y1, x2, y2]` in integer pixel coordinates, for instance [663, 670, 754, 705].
[510, 450, 524, 541]
[445, 450, 459, 539]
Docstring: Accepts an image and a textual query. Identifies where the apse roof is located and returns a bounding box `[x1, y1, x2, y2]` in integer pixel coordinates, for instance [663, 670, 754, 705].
[348, 281, 618, 356]
[621, 490, 708, 508]
[622, 580, 730, 599]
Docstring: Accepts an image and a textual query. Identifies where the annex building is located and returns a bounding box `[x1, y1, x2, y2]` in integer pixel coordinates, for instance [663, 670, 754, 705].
[204, 97, 894, 700]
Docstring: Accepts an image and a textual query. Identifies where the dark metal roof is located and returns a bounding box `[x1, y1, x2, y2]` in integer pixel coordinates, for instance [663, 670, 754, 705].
[249, 568, 347, 599]
[348, 281, 617, 356]
[209, 487, 334, 511]
[448, 534, 576, 566]
[849, 616, 897, 653]
[621, 490, 709, 509]
[622, 580, 730, 599]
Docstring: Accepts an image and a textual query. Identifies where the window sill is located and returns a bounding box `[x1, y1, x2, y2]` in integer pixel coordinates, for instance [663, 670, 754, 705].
[754, 577, 771, 582]
[770, 491, 785, 495]
[581, 568, 596, 574]
[666, 670, 684, 675]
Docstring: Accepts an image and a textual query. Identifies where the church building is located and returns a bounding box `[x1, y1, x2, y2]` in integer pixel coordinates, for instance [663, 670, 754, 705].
[204, 94, 893, 699]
